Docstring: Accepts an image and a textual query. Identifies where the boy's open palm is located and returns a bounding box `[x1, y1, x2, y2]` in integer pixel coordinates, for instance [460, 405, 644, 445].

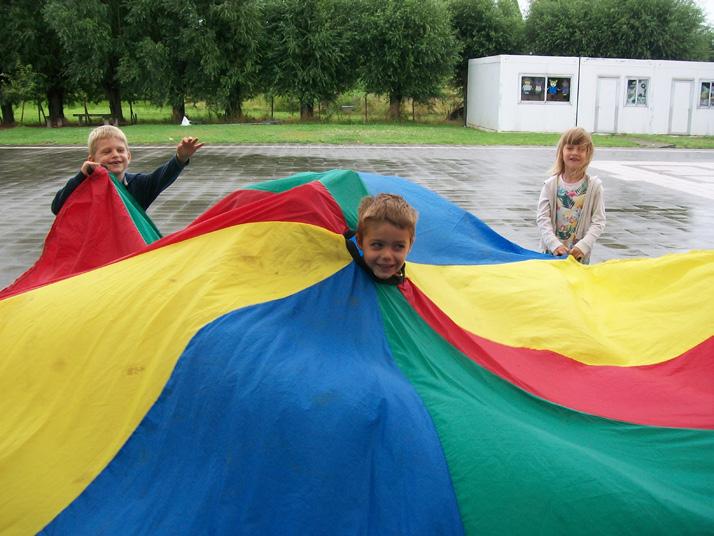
[176, 137, 204, 163]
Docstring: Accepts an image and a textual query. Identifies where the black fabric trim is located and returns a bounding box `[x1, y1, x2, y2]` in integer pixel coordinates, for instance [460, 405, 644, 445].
[343, 230, 405, 286]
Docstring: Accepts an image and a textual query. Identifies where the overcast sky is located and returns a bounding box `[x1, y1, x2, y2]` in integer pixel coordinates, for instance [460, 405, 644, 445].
[517, 0, 714, 25]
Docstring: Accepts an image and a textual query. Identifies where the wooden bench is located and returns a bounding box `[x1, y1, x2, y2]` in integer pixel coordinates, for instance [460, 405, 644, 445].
[73, 113, 117, 126]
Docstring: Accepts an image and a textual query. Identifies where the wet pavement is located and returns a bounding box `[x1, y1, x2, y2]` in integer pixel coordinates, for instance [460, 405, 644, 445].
[1, 144, 713, 288]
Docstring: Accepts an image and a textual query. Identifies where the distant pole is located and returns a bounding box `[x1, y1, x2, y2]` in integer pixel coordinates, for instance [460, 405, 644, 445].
[364, 93, 368, 123]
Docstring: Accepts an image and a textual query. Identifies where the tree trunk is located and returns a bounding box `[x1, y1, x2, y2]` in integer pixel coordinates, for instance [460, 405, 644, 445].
[38, 101, 46, 126]
[1, 103, 15, 126]
[300, 101, 314, 120]
[388, 94, 402, 121]
[225, 101, 243, 121]
[172, 101, 186, 123]
[107, 85, 124, 123]
[46, 87, 65, 127]
[224, 86, 243, 121]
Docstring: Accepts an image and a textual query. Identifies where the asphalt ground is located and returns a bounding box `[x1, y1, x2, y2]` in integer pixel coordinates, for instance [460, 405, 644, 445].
[1, 144, 713, 289]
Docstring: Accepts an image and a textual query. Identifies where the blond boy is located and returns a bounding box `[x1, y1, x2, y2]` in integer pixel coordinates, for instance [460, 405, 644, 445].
[51, 125, 203, 214]
[355, 193, 418, 281]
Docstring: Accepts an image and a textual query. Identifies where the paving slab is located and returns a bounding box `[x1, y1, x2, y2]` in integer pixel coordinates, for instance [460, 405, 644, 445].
[1, 144, 713, 288]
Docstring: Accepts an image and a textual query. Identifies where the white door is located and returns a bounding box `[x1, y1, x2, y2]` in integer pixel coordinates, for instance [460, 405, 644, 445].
[595, 77, 618, 133]
[669, 80, 693, 134]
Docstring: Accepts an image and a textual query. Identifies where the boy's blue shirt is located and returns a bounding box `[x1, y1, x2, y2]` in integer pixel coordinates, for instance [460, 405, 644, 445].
[51, 156, 187, 215]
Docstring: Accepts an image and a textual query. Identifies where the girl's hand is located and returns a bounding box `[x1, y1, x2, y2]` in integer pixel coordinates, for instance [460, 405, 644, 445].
[570, 246, 584, 261]
[553, 245, 568, 256]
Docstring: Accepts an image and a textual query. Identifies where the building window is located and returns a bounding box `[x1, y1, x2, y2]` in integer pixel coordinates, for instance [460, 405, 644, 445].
[545, 77, 571, 102]
[521, 76, 545, 101]
[700, 81, 713, 107]
[626, 78, 648, 106]
[520, 76, 571, 103]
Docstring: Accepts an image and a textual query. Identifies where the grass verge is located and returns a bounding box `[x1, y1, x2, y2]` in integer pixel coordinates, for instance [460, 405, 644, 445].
[1, 122, 713, 148]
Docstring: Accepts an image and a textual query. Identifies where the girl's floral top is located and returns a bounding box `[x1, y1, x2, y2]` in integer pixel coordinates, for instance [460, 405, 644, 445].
[555, 176, 588, 248]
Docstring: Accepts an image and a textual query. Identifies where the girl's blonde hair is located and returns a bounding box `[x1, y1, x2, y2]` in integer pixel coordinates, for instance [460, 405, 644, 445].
[550, 127, 594, 177]
[357, 193, 418, 241]
[87, 125, 129, 157]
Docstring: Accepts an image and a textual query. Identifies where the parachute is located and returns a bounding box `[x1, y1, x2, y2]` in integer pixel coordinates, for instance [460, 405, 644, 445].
[1, 169, 712, 535]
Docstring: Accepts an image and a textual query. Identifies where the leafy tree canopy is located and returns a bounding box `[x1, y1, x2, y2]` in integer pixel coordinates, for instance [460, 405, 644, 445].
[199, 0, 264, 119]
[262, 0, 361, 119]
[3, 0, 71, 125]
[118, 0, 227, 120]
[525, 0, 711, 60]
[360, 0, 458, 118]
[43, 0, 127, 118]
[449, 0, 524, 103]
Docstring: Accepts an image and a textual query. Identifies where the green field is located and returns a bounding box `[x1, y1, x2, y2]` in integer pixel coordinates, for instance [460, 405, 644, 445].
[3, 122, 714, 148]
[3, 96, 714, 148]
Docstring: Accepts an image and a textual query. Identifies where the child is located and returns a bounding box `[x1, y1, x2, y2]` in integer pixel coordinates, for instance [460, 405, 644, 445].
[51, 125, 203, 215]
[354, 193, 418, 281]
[536, 127, 605, 264]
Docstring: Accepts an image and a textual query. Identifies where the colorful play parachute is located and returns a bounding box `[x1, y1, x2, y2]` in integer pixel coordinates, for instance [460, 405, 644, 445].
[1, 169, 712, 535]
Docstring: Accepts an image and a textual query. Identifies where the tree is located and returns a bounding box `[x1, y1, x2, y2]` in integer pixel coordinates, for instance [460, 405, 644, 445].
[360, 0, 458, 120]
[1, 0, 70, 126]
[262, 0, 360, 120]
[525, 0, 711, 61]
[199, 0, 264, 120]
[706, 25, 714, 62]
[43, 0, 127, 121]
[0, 63, 43, 125]
[449, 0, 524, 117]
[119, 0, 214, 122]
[523, 0, 595, 56]
[0, 0, 18, 125]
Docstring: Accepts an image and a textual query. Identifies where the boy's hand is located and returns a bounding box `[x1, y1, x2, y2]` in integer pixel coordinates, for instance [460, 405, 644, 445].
[176, 136, 204, 164]
[552, 245, 568, 256]
[81, 161, 104, 177]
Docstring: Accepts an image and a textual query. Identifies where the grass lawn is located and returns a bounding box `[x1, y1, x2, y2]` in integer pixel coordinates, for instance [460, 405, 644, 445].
[4, 96, 713, 148]
[4, 122, 713, 148]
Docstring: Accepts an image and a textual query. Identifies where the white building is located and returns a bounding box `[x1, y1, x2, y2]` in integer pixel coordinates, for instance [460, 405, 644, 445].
[466, 55, 714, 135]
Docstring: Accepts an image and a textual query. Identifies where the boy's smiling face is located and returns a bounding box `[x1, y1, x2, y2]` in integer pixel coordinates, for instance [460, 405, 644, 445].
[358, 222, 412, 280]
[90, 137, 131, 179]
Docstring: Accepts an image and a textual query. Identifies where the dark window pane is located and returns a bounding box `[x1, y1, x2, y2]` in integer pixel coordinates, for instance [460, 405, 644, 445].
[626, 79, 638, 105]
[521, 76, 545, 101]
[636, 80, 648, 105]
[546, 77, 571, 102]
[700, 82, 711, 107]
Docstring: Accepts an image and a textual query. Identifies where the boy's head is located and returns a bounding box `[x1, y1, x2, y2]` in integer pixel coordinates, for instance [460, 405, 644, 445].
[87, 125, 131, 179]
[356, 193, 418, 280]
[552, 127, 594, 177]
